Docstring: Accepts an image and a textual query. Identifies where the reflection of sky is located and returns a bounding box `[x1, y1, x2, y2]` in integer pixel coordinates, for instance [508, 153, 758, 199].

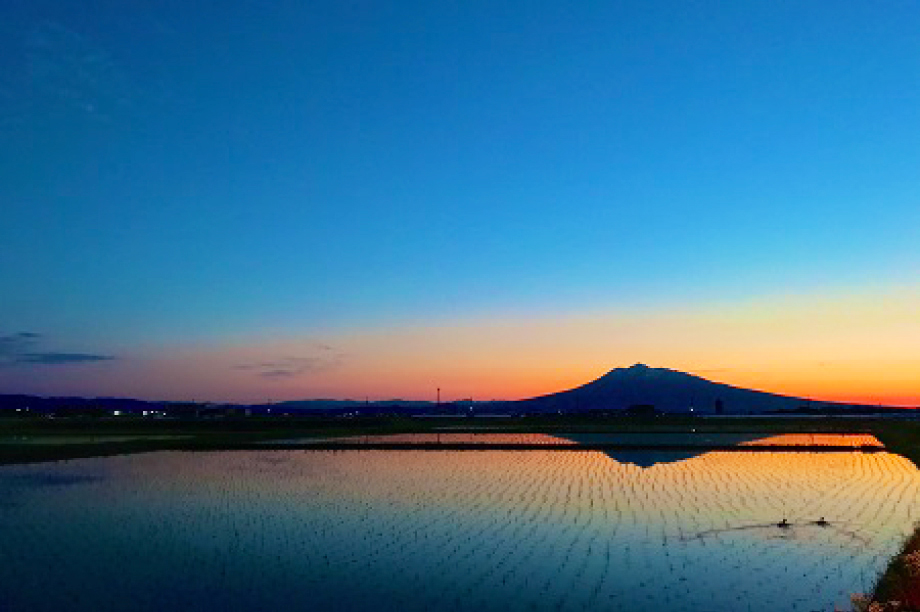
[1, 1, 919, 405]
[0, 450, 917, 611]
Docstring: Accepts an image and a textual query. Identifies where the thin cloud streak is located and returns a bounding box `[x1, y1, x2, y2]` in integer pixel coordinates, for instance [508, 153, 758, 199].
[16, 352, 116, 365]
[0, 332, 116, 366]
[234, 350, 345, 381]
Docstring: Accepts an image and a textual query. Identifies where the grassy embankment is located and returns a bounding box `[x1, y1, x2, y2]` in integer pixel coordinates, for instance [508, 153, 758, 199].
[860, 421, 920, 611]
[866, 527, 920, 610]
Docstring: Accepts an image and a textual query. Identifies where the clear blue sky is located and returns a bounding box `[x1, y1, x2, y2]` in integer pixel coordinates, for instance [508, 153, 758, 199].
[1, 0, 918, 400]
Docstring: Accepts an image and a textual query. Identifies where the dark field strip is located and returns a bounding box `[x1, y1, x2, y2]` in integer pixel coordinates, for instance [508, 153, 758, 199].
[243, 442, 886, 452]
[0, 440, 184, 466]
[1, 415, 916, 465]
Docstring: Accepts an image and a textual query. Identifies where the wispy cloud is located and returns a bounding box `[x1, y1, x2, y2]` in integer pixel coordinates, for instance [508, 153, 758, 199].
[0, 331, 42, 354]
[234, 348, 344, 381]
[0, 332, 45, 362]
[16, 352, 116, 365]
[0, 332, 116, 366]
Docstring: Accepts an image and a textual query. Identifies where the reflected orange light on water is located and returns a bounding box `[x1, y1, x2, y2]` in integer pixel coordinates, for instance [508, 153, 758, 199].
[737, 434, 883, 447]
[265, 448, 918, 553]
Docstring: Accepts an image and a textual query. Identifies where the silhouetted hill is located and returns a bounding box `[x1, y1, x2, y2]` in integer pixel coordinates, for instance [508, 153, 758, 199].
[272, 399, 435, 411]
[516, 363, 870, 414]
[1, 366, 906, 417]
[0, 394, 159, 414]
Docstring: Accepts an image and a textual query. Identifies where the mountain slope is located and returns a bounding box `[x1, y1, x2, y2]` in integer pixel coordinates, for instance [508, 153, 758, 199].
[517, 364, 840, 414]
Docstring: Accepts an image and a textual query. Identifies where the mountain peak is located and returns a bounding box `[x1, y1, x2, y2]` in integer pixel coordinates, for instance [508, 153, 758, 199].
[609, 363, 665, 377]
[522, 363, 806, 414]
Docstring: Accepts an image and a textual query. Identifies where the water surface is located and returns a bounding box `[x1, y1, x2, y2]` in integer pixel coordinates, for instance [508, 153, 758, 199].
[0, 448, 916, 611]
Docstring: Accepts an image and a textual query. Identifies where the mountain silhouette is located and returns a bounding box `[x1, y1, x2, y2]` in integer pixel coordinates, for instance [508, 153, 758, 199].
[517, 363, 847, 414]
[1, 364, 901, 416]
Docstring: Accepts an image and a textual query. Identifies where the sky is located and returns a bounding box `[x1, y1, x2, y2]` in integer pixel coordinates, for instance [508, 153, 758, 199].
[1, 0, 918, 404]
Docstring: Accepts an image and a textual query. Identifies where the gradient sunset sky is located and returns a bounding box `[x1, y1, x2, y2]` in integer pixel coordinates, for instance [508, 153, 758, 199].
[1, 0, 918, 404]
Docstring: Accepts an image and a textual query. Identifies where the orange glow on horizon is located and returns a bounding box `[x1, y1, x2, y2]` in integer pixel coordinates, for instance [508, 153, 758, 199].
[2, 285, 917, 405]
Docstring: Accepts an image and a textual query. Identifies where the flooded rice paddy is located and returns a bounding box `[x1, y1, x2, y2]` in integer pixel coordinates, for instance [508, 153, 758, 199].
[1, 446, 917, 611]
